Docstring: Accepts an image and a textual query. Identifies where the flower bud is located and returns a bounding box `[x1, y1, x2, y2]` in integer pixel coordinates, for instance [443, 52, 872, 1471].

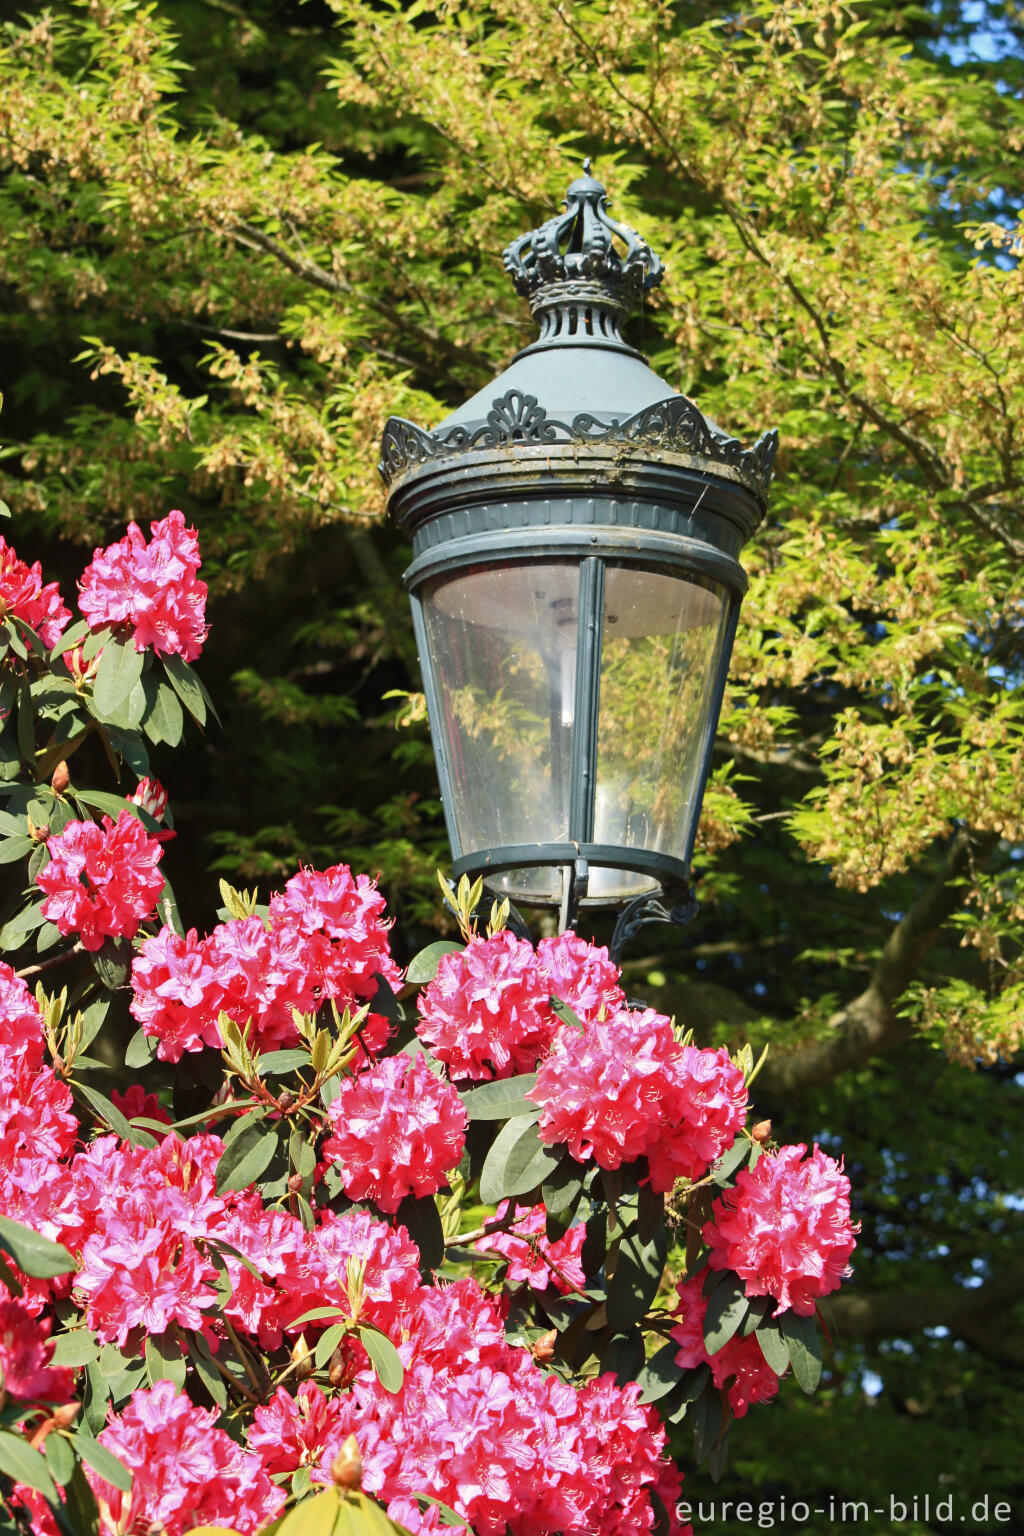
[751, 1119, 773, 1144]
[531, 1329, 558, 1364]
[50, 761, 70, 795]
[330, 1433, 362, 1490]
[290, 1334, 313, 1381]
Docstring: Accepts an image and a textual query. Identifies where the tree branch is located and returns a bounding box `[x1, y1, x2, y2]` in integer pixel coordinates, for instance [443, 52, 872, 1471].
[758, 829, 984, 1096]
[830, 1258, 1024, 1367]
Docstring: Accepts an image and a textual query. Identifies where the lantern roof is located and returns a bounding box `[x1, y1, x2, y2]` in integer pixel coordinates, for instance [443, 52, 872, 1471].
[380, 163, 778, 509]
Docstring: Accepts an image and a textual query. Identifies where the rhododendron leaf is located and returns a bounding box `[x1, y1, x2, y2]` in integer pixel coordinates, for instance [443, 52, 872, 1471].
[358, 1323, 405, 1393]
[93, 637, 144, 719]
[141, 676, 185, 746]
[144, 1332, 187, 1390]
[186, 1332, 228, 1409]
[600, 1328, 644, 1386]
[15, 674, 33, 759]
[0, 808, 25, 836]
[779, 1309, 822, 1392]
[6, 621, 29, 662]
[739, 1296, 774, 1336]
[277, 1489, 340, 1536]
[479, 1114, 556, 1204]
[410, 1495, 464, 1528]
[636, 1341, 682, 1404]
[52, 618, 90, 657]
[289, 1306, 349, 1328]
[82, 628, 108, 663]
[459, 1073, 538, 1120]
[754, 1321, 790, 1375]
[366, 971, 405, 1024]
[162, 653, 208, 726]
[58, 1461, 101, 1536]
[0, 1250, 23, 1297]
[49, 1330, 103, 1367]
[72, 1431, 133, 1493]
[405, 940, 462, 985]
[259, 1048, 312, 1075]
[0, 1215, 76, 1278]
[580, 1208, 607, 1279]
[77, 994, 110, 1053]
[606, 1224, 670, 1332]
[707, 1424, 732, 1483]
[702, 1272, 751, 1353]
[542, 1153, 585, 1220]
[125, 1027, 158, 1068]
[96, 1343, 132, 1379]
[313, 1322, 347, 1369]
[0, 1429, 58, 1501]
[0, 833, 34, 863]
[88, 938, 133, 993]
[549, 995, 584, 1031]
[74, 1082, 156, 1148]
[395, 1191, 445, 1271]
[43, 1430, 76, 1487]
[711, 1137, 752, 1185]
[215, 1118, 279, 1194]
[690, 1376, 726, 1465]
[637, 1181, 664, 1245]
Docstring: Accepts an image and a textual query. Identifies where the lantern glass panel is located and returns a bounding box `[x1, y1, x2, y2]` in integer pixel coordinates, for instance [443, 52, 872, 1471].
[590, 564, 730, 900]
[420, 562, 580, 900]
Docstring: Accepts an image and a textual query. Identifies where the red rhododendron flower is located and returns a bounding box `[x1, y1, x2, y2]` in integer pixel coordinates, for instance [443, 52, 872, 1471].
[248, 1381, 347, 1476]
[90, 1381, 283, 1536]
[416, 931, 555, 1080]
[130, 775, 168, 820]
[0, 536, 71, 649]
[129, 926, 223, 1061]
[0, 964, 78, 1242]
[109, 1085, 171, 1127]
[704, 1143, 859, 1316]
[323, 1052, 467, 1213]
[535, 931, 624, 1023]
[670, 1274, 782, 1417]
[78, 509, 208, 660]
[474, 1201, 586, 1294]
[0, 1298, 75, 1406]
[530, 1009, 748, 1192]
[36, 811, 164, 950]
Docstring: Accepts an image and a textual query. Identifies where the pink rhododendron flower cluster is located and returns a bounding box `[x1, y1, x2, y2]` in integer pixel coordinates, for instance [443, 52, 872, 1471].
[35, 810, 164, 951]
[0, 964, 78, 1241]
[295, 1278, 689, 1536]
[248, 1380, 347, 1476]
[704, 1143, 859, 1316]
[0, 1298, 75, 1406]
[323, 1051, 467, 1213]
[529, 1008, 748, 1191]
[474, 1201, 586, 1293]
[78, 510, 208, 660]
[417, 929, 624, 1081]
[91, 1381, 283, 1536]
[0, 536, 71, 649]
[130, 862, 399, 1059]
[670, 1274, 782, 1418]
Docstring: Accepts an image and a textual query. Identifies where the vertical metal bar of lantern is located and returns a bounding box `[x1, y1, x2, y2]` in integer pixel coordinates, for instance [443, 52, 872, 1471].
[681, 580, 745, 870]
[563, 555, 605, 931]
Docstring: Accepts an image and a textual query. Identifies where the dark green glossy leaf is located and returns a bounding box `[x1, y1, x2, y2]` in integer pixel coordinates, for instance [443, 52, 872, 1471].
[703, 1271, 751, 1354]
[599, 1329, 644, 1386]
[43, 1431, 75, 1488]
[459, 1072, 537, 1120]
[73, 1431, 132, 1492]
[779, 1308, 822, 1392]
[0, 834, 34, 864]
[125, 1028, 157, 1069]
[161, 653, 207, 725]
[395, 1191, 445, 1270]
[0, 1215, 75, 1278]
[606, 1223, 669, 1332]
[754, 1320, 790, 1375]
[141, 676, 184, 746]
[92, 637, 144, 720]
[0, 1429, 57, 1501]
[215, 1119, 279, 1194]
[711, 1137, 752, 1185]
[405, 940, 462, 985]
[548, 994, 584, 1030]
[636, 1341, 683, 1404]
[74, 1083, 156, 1148]
[479, 1114, 558, 1204]
[358, 1324, 405, 1393]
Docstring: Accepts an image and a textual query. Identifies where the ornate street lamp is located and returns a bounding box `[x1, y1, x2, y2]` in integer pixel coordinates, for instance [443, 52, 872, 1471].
[380, 163, 777, 947]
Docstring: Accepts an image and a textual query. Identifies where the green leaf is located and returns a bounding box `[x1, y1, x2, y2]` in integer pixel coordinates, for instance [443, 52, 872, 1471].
[141, 677, 184, 746]
[580, 1207, 606, 1279]
[711, 1138, 752, 1186]
[161, 653, 207, 725]
[71, 789, 136, 821]
[288, 1306, 348, 1328]
[72, 1431, 133, 1492]
[459, 1073, 537, 1120]
[58, 1462, 101, 1536]
[88, 938, 132, 992]
[186, 1332, 228, 1409]
[599, 1329, 644, 1386]
[0, 834, 34, 865]
[779, 1309, 822, 1392]
[405, 940, 462, 985]
[125, 1028, 157, 1068]
[549, 995, 585, 1031]
[49, 1330, 103, 1367]
[479, 1113, 559, 1204]
[144, 1332, 187, 1390]
[258, 1048, 311, 1075]
[0, 1429, 58, 1501]
[313, 1322, 347, 1368]
[395, 1191, 445, 1270]
[541, 1154, 585, 1218]
[636, 1341, 683, 1404]
[606, 1223, 670, 1332]
[358, 1324, 405, 1393]
[74, 1083, 156, 1148]
[0, 1215, 76, 1278]
[754, 1321, 790, 1375]
[637, 1182, 664, 1245]
[215, 1119, 279, 1194]
[0, 901, 47, 951]
[43, 1431, 76, 1488]
[92, 637, 144, 721]
[702, 1272, 751, 1354]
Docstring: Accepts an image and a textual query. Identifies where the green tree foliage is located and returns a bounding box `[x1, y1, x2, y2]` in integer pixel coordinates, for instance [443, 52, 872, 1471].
[2, 0, 1022, 1527]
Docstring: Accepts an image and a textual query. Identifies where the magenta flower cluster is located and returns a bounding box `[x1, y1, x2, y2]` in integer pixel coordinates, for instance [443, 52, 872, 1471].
[36, 810, 165, 951]
[78, 509, 208, 660]
[130, 862, 400, 1059]
[0, 536, 71, 650]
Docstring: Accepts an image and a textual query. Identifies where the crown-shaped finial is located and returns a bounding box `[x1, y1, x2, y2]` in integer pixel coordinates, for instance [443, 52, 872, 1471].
[503, 161, 664, 339]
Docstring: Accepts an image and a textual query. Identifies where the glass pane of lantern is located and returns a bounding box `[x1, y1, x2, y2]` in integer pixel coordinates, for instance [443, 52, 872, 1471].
[420, 562, 580, 902]
[591, 564, 731, 902]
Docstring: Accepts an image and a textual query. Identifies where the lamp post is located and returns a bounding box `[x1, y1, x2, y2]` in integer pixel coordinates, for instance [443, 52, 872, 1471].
[380, 163, 777, 953]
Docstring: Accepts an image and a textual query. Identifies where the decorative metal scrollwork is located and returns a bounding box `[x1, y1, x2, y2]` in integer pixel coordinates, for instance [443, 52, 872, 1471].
[609, 885, 700, 967]
[379, 389, 778, 502]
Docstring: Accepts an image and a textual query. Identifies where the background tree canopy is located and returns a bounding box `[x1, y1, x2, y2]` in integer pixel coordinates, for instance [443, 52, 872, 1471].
[2, 0, 1022, 1529]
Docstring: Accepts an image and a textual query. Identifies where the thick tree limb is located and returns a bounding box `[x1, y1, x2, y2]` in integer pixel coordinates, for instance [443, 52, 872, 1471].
[758, 830, 982, 1097]
[830, 1259, 1024, 1368]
